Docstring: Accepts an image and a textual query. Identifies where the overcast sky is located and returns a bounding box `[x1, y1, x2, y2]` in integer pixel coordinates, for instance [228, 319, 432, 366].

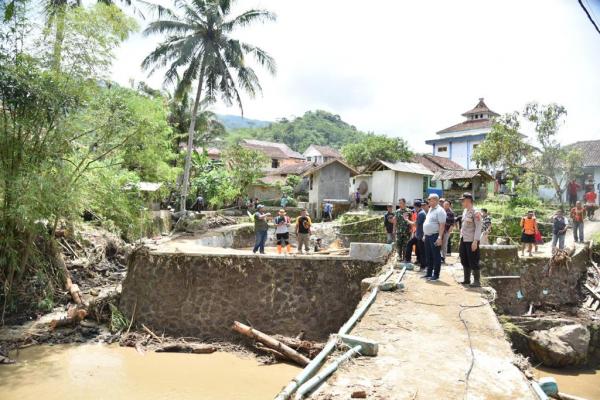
[111, 0, 600, 152]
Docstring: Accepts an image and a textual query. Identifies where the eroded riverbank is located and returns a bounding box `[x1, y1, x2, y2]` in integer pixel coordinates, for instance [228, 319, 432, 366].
[0, 343, 300, 400]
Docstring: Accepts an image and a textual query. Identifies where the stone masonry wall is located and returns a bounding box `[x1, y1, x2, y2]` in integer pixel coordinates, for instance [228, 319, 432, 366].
[483, 246, 591, 312]
[119, 250, 382, 341]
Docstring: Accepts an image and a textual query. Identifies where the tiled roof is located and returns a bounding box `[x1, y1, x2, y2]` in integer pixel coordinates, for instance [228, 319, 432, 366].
[432, 169, 494, 181]
[412, 154, 464, 172]
[266, 162, 313, 176]
[303, 158, 359, 177]
[565, 140, 600, 167]
[241, 139, 304, 159]
[436, 119, 493, 135]
[305, 145, 342, 158]
[364, 160, 433, 176]
[461, 98, 499, 117]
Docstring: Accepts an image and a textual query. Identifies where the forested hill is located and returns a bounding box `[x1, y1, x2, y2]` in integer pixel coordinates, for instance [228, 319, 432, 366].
[225, 110, 368, 152]
[216, 114, 271, 131]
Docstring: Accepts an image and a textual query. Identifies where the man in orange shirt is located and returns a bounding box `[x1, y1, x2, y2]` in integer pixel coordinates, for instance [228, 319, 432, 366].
[584, 190, 597, 220]
[571, 201, 585, 242]
[520, 210, 537, 257]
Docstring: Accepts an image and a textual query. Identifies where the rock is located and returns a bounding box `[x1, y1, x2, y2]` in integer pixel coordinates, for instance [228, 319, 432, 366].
[528, 324, 590, 367]
[351, 390, 367, 398]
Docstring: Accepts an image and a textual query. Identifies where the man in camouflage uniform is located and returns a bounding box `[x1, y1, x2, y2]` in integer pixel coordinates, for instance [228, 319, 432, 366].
[394, 198, 411, 262]
[459, 193, 483, 287]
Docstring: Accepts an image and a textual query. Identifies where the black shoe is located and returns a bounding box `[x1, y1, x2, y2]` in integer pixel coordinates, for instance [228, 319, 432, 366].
[422, 274, 432, 279]
[460, 281, 471, 285]
[469, 281, 481, 287]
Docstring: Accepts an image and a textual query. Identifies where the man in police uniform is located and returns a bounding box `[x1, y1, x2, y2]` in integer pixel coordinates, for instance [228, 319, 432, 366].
[393, 198, 411, 262]
[459, 193, 483, 287]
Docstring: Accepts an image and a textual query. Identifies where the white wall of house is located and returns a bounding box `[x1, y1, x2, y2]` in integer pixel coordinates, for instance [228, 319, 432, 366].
[394, 172, 425, 205]
[349, 174, 372, 198]
[370, 170, 425, 205]
[371, 170, 396, 204]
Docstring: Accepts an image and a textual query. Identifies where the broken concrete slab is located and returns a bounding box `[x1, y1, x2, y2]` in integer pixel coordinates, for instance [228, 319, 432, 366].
[349, 243, 392, 263]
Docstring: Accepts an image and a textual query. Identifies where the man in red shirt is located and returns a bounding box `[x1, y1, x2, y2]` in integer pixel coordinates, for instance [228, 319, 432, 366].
[570, 201, 585, 243]
[584, 190, 597, 220]
[567, 179, 580, 207]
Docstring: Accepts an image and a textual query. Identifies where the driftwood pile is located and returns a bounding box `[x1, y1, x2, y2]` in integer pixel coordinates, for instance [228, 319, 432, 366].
[232, 321, 324, 366]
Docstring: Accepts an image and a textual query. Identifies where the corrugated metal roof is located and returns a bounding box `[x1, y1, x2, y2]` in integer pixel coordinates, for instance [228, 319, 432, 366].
[366, 160, 433, 175]
[432, 169, 494, 181]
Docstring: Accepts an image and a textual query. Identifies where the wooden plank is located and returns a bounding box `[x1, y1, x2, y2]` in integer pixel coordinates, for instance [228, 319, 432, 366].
[584, 296, 595, 308]
[584, 284, 600, 302]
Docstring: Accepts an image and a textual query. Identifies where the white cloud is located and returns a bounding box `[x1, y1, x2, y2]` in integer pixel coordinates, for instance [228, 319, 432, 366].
[111, 0, 600, 152]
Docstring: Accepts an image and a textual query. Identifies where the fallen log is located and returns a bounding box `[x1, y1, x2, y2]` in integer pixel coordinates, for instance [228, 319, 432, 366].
[50, 308, 87, 330]
[232, 321, 310, 366]
[255, 343, 288, 362]
[273, 335, 325, 358]
[156, 343, 216, 354]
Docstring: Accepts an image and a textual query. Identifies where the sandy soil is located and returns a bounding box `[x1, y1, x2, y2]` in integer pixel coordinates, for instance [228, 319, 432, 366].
[313, 258, 536, 400]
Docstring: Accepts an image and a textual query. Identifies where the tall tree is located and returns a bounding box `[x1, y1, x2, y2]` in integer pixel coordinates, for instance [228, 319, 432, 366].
[471, 112, 532, 177]
[142, 0, 276, 211]
[523, 102, 582, 202]
[341, 134, 412, 167]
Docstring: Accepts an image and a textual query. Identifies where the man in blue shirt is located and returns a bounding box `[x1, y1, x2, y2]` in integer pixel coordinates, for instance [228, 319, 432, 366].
[405, 200, 426, 265]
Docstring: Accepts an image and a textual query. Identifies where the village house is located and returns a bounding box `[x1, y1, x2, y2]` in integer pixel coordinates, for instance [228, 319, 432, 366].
[413, 154, 493, 200]
[303, 145, 342, 164]
[240, 139, 305, 168]
[304, 159, 358, 218]
[247, 162, 313, 201]
[362, 160, 433, 206]
[565, 139, 600, 199]
[425, 98, 500, 169]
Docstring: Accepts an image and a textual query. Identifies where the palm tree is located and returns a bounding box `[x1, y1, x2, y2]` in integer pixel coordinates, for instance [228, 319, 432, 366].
[142, 0, 276, 211]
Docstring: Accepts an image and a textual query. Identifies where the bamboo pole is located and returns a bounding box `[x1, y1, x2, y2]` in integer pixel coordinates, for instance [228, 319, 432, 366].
[232, 321, 310, 366]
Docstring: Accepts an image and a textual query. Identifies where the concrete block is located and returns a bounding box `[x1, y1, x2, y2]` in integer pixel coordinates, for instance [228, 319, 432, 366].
[350, 243, 391, 263]
[338, 334, 378, 356]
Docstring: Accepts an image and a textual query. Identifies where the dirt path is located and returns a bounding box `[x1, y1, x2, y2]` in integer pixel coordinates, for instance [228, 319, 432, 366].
[313, 260, 535, 400]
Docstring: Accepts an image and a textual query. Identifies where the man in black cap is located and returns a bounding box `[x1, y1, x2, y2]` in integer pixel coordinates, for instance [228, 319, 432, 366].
[459, 193, 483, 287]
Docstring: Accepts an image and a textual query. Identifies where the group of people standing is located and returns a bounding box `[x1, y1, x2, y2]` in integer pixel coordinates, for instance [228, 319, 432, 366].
[252, 205, 314, 255]
[386, 192, 488, 287]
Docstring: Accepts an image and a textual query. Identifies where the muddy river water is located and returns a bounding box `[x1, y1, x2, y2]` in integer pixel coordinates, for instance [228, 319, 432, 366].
[0, 344, 300, 400]
[533, 366, 600, 399]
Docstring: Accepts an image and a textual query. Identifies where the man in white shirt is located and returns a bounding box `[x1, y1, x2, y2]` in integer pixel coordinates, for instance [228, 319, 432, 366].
[423, 193, 446, 281]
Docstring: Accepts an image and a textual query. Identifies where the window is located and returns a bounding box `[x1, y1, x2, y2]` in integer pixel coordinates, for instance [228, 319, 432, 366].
[306, 156, 312, 161]
[437, 146, 448, 152]
[309, 176, 313, 190]
[271, 159, 279, 168]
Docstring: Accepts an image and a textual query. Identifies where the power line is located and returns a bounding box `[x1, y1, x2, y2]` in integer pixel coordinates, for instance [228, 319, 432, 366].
[578, 0, 600, 36]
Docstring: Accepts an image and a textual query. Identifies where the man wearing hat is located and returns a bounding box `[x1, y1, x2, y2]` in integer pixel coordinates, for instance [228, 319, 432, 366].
[459, 193, 483, 287]
[252, 204, 271, 254]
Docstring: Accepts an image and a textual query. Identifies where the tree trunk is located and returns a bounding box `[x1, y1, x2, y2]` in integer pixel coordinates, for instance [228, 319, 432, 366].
[232, 321, 310, 366]
[52, 5, 66, 73]
[179, 59, 207, 212]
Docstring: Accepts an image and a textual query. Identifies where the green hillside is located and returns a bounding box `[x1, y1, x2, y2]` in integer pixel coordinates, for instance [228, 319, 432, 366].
[216, 114, 271, 131]
[226, 110, 368, 152]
